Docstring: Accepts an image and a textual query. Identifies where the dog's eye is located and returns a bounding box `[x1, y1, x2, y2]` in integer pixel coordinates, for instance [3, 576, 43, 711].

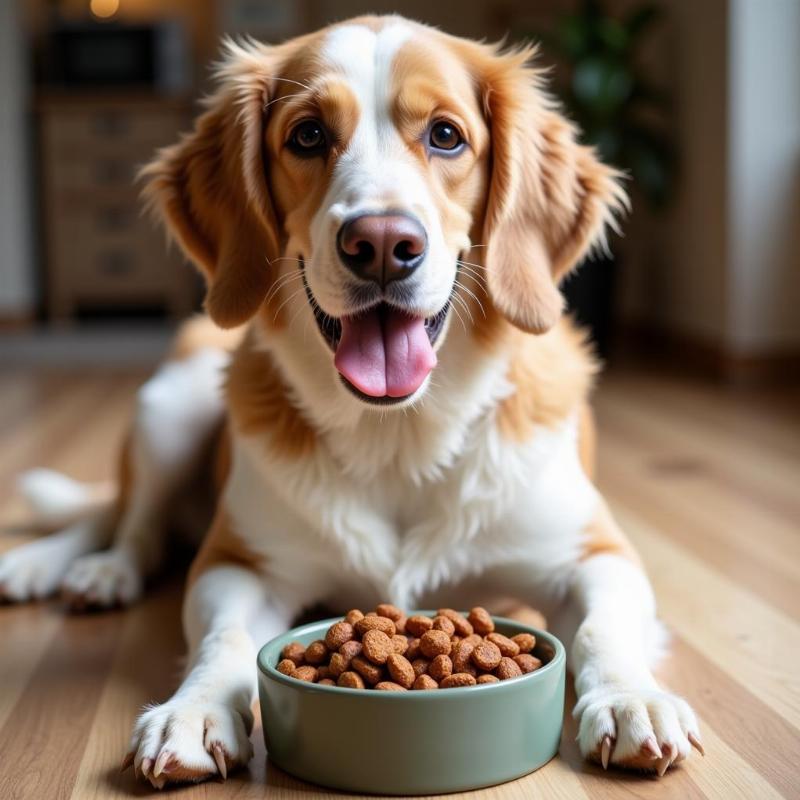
[429, 120, 464, 153]
[288, 119, 327, 156]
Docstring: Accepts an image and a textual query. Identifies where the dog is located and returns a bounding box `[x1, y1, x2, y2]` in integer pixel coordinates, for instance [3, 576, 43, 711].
[0, 15, 702, 787]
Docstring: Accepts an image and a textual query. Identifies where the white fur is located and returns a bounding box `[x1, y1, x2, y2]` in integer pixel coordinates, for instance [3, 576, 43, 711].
[61, 347, 229, 606]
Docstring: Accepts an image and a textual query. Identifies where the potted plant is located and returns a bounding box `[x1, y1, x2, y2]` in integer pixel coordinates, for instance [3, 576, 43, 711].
[535, 0, 674, 357]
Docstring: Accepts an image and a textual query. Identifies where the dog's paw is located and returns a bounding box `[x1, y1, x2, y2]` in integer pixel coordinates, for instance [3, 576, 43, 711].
[124, 698, 254, 788]
[61, 549, 142, 609]
[0, 538, 74, 602]
[575, 686, 703, 775]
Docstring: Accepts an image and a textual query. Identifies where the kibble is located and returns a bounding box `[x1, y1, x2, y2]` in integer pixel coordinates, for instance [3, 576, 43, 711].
[413, 674, 439, 690]
[281, 642, 306, 666]
[486, 632, 520, 658]
[514, 654, 543, 673]
[431, 615, 456, 636]
[419, 629, 452, 658]
[387, 653, 416, 688]
[472, 640, 502, 671]
[468, 606, 495, 635]
[512, 633, 536, 654]
[354, 615, 396, 637]
[361, 629, 393, 665]
[405, 615, 434, 637]
[276, 605, 545, 691]
[375, 681, 407, 691]
[428, 654, 453, 682]
[495, 656, 523, 680]
[441, 672, 477, 688]
[304, 640, 328, 664]
[325, 622, 354, 650]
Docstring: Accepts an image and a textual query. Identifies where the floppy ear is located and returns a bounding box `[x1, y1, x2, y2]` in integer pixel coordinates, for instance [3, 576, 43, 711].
[141, 40, 281, 328]
[482, 46, 628, 334]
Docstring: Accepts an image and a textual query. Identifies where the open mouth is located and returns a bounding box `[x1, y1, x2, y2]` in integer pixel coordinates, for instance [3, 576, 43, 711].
[300, 261, 449, 405]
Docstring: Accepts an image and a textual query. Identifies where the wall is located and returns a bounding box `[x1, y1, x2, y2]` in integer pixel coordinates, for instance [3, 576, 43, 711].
[0, 0, 35, 319]
[728, 0, 800, 355]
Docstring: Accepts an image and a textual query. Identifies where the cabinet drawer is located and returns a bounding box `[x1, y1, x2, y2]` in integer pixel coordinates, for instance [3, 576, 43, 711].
[42, 110, 187, 157]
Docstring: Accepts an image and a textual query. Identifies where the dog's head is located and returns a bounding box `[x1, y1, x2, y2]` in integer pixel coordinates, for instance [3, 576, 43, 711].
[143, 16, 626, 408]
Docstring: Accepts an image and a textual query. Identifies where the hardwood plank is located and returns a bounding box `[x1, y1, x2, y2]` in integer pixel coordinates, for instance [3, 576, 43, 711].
[0, 606, 126, 800]
[614, 505, 800, 729]
[70, 581, 186, 800]
[666, 637, 800, 799]
[595, 384, 800, 523]
[597, 440, 800, 620]
[0, 603, 62, 730]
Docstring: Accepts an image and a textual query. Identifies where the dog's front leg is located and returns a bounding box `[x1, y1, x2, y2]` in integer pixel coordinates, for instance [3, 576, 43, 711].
[558, 504, 703, 775]
[126, 563, 293, 789]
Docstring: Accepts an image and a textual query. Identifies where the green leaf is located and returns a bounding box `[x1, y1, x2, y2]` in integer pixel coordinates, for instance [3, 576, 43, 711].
[572, 57, 633, 116]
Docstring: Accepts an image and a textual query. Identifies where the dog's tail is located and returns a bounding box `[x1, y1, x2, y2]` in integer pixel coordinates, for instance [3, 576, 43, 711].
[16, 468, 116, 530]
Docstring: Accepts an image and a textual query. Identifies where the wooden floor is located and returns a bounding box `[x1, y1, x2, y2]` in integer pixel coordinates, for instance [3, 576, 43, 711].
[0, 364, 798, 800]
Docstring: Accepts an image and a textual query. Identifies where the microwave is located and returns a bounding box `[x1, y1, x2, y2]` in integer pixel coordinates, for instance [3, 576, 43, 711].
[45, 21, 191, 93]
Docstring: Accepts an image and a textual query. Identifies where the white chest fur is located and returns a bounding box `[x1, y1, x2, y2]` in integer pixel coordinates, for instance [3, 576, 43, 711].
[225, 405, 597, 615]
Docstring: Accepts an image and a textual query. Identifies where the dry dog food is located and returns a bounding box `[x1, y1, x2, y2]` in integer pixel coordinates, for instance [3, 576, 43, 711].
[276, 606, 545, 690]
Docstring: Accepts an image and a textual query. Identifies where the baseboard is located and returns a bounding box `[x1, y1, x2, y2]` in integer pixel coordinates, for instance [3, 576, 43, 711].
[0, 310, 36, 331]
[614, 322, 800, 386]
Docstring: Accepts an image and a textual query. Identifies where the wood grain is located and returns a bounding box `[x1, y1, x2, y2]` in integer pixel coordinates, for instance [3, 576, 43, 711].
[0, 364, 797, 799]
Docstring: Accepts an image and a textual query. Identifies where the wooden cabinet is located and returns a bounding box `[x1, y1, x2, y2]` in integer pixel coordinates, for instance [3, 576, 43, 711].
[38, 94, 200, 321]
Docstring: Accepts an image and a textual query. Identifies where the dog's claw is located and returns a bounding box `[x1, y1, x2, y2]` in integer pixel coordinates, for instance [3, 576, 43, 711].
[656, 752, 670, 777]
[212, 744, 227, 779]
[120, 751, 135, 773]
[600, 735, 613, 770]
[153, 749, 171, 778]
[688, 732, 705, 757]
[641, 736, 662, 760]
[140, 757, 154, 779]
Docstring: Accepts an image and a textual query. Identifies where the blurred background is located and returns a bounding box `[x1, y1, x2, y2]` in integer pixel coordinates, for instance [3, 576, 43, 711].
[1, 0, 798, 382]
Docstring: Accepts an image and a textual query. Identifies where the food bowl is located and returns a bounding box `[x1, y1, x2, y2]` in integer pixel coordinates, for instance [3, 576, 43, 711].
[256, 613, 565, 795]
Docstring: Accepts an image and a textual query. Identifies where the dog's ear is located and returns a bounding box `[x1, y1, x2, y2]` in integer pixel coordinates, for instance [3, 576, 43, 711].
[481, 46, 628, 334]
[141, 40, 281, 328]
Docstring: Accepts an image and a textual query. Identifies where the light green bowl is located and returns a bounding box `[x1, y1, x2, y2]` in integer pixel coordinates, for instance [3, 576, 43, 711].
[257, 613, 565, 795]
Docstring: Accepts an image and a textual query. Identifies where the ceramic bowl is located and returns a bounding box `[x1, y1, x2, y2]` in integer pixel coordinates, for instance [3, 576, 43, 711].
[257, 613, 565, 795]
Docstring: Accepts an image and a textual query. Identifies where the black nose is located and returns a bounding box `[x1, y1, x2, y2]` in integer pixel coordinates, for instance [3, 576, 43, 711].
[337, 213, 427, 286]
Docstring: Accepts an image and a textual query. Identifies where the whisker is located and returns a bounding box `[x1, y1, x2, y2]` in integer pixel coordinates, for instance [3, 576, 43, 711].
[455, 258, 486, 271]
[270, 256, 308, 265]
[269, 76, 313, 91]
[449, 294, 471, 332]
[455, 264, 486, 288]
[454, 293, 475, 326]
[265, 91, 306, 110]
[453, 279, 486, 317]
[264, 270, 303, 307]
[272, 284, 308, 323]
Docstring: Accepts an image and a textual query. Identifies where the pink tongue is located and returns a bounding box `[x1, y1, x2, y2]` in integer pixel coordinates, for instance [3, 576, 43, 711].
[334, 307, 436, 398]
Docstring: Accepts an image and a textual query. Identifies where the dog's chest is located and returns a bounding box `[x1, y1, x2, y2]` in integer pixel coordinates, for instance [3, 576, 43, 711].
[226, 415, 588, 609]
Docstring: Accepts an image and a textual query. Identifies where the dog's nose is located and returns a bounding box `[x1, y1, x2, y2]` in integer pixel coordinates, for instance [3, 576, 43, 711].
[337, 213, 427, 286]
